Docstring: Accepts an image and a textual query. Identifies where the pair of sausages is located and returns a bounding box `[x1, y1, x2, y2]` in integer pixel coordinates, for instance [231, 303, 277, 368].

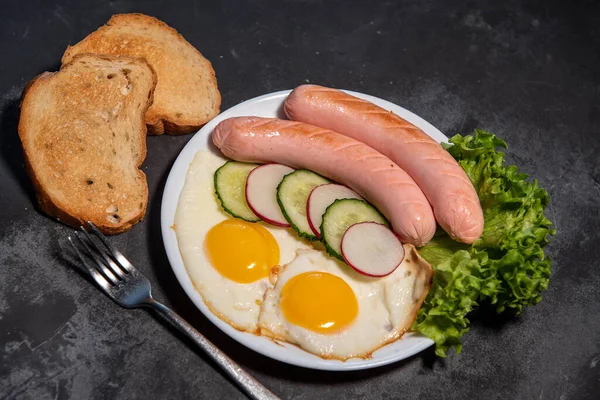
[212, 85, 483, 246]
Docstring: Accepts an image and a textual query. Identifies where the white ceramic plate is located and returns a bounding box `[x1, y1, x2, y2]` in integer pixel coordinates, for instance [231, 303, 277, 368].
[161, 90, 443, 371]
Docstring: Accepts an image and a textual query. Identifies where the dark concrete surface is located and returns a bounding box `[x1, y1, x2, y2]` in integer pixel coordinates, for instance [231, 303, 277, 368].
[1, 0, 599, 399]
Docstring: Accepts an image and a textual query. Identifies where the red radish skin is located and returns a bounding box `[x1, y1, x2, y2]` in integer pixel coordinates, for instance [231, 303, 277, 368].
[307, 184, 362, 238]
[341, 222, 405, 277]
[212, 117, 436, 246]
[245, 163, 294, 227]
[285, 84, 484, 244]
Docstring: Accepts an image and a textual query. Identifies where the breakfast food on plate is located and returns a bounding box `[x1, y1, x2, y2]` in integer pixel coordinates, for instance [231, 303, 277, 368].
[258, 246, 432, 360]
[174, 146, 434, 358]
[17, 9, 552, 361]
[284, 84, 484, 244]
[213, 158, 405, 276]
[212, 116, 437, 246]
[18, 53, 156, 234]
[62, 13, 221, 135]
[175, 150, 311, 332]
[173, 86, 554, 360]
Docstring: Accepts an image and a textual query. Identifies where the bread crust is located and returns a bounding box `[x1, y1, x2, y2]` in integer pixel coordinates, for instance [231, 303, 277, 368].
[62, 13, 221, 135]
[18, 54, 156, 234]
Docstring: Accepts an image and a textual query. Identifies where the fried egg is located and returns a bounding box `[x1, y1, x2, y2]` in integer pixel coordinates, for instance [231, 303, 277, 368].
[258, 246, 433, 360]
[175, 150, 311, 332]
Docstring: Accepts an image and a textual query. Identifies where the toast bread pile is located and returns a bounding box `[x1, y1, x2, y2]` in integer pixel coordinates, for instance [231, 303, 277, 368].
[63, 14, 220, 134]
[18, 14, 220, 233]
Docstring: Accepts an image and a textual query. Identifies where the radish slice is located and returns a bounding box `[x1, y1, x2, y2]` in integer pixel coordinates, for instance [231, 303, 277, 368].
[246, 164, 295, 227]
[341, 222, 405, 277]
[307, 184, 362, 238]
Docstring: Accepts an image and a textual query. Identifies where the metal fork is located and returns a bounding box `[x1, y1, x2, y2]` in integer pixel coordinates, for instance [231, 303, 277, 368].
[68, 222, 279, 400]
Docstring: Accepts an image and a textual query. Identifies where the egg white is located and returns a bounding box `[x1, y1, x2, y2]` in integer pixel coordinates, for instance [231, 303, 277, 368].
[258, 246, 433, 360]
[175, 150, 311, 332]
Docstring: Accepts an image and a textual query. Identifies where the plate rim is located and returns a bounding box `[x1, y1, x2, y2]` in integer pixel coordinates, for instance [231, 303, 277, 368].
[160, 89, 443, 371]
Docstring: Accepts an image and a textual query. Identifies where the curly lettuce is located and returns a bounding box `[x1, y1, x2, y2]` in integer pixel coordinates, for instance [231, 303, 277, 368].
[413, 130, 555, 357]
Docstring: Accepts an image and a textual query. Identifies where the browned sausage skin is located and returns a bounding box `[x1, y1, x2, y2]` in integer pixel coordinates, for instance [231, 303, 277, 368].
[213, 117, 436, 246]
[284, 85, 484, 244]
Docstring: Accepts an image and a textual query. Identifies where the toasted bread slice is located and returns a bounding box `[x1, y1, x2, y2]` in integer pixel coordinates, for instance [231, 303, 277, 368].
[18, 53, 156, 234]
[62, 13, 221, 135]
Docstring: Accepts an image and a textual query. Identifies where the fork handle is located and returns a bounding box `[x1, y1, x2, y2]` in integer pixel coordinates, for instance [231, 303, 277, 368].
[147, 300, 279, 400]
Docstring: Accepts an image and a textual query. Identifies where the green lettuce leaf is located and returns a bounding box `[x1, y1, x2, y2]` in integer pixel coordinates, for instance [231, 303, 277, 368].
[413, 130, 556, 357]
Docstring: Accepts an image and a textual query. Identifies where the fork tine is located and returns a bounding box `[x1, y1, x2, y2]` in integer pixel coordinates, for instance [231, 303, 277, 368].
[68, 236, 111, 290]
[86, 222, 134, 272]
[79, 228, 126, 279]
[74, 231, 119, 285]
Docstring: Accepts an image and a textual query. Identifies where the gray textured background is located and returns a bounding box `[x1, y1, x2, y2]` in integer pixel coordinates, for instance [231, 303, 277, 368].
[1, 0, 599, 399]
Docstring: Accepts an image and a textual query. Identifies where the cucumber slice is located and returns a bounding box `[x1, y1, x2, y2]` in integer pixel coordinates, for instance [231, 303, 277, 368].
[214, 161, 260, 222]
[307, 184, 362, 239]
[320, 198, 389, 261]
[277, 170, 330, 241]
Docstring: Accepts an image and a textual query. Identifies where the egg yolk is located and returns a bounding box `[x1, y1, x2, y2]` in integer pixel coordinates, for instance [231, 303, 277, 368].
[280, 271, 358, 334]
[204, 219, 279, 283]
